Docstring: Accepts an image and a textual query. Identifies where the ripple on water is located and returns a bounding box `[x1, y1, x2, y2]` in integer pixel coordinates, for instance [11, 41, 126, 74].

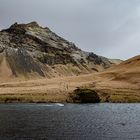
[0, 103, 140, 140]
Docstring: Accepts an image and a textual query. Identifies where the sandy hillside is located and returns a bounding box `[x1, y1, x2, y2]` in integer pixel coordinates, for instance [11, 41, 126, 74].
[0, 73, 97, 103]
[85, 55, 140, 102]
[0, 55, 139, 103]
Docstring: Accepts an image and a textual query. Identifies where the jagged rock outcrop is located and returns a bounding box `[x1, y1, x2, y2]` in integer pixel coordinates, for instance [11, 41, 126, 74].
[71, 88, 100, 103]
[0, 22, 117, 79]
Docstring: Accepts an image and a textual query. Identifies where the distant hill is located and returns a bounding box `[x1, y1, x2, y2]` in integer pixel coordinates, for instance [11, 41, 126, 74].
[0, 22, 119, 80]
[85, 55, 140, 102]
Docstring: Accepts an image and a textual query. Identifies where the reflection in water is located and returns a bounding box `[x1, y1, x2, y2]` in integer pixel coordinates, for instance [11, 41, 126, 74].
[0, 103, 140, 140]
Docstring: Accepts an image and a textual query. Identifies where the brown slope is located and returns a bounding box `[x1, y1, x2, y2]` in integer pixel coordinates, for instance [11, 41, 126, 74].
[0, 53, 13, 81]
[84, 55, 140, 102]
[0, 54, 134, 103]
[0, 55, 137, 103]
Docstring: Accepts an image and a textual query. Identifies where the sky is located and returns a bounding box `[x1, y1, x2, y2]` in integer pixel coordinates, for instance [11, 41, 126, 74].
[0, 0, 140, 60]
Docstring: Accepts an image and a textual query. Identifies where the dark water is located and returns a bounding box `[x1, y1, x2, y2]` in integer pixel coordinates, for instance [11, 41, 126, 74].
[0, 103, 140, 140]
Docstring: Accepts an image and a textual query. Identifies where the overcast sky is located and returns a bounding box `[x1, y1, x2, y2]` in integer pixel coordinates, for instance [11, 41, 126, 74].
[0, 0, 140, 60]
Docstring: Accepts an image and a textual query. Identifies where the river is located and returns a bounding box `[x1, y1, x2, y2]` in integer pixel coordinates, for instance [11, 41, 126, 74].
[0, 103, 140, 140]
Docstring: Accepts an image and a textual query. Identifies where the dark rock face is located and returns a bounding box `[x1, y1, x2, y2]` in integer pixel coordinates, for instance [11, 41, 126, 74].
[71, 88, 100, 103]
[0, 22, 114, 78]
[5, 48, 45, 77]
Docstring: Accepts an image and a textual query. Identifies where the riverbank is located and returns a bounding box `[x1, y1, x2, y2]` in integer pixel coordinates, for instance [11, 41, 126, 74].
[0, 73, 140, 103]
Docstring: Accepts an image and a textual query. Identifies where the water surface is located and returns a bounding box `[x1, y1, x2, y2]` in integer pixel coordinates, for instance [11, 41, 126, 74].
[0, 103, 140, 140]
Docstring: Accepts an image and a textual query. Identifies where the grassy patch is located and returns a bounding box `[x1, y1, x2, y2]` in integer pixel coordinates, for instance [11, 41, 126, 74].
[0, 94, 49, 103]
[109, 94, 140, 103]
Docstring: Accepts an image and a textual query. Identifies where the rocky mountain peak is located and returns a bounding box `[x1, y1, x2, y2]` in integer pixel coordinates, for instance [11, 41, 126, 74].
[26, 21, 40, 27]
[2, 22, 41, 34]
[0, 22, 119, 79]
[10, 21, 40, 29]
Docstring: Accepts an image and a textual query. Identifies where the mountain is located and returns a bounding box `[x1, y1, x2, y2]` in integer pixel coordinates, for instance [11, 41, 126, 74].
[0, 22, 117, 80]
[84, 55, 140, 102]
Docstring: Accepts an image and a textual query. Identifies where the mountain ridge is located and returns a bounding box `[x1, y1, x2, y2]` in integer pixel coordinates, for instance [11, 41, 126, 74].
[0, 22, 120, 80]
